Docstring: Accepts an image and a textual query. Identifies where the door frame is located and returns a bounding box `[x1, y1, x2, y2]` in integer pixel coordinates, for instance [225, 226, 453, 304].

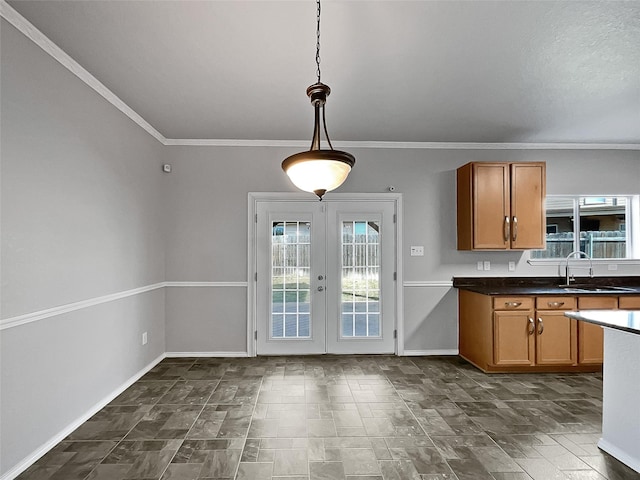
[247, 192, 404, 357]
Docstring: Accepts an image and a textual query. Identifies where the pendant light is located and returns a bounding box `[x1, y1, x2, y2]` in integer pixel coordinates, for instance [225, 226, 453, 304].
[281, 0, 355, 200]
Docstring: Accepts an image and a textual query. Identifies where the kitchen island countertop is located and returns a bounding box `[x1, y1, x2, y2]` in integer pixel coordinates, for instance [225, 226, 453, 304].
[565, 310, 640, 336]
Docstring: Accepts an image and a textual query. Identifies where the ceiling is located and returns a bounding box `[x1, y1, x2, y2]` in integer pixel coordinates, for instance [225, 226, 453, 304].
[5, 0, 640, 145]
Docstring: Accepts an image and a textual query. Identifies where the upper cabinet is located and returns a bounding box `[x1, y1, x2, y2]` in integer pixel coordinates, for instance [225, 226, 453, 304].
[457, 162, 546, 250]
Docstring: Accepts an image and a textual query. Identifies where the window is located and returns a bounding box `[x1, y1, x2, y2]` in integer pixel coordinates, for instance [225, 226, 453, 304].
[531, 195, 639, 260]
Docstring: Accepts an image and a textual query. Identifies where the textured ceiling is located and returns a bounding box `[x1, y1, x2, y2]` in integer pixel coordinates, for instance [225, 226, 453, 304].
[5, 0, 640, 144]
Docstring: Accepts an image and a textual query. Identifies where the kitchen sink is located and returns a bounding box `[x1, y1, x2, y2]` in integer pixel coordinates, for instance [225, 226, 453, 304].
[560, 285, 637, 293]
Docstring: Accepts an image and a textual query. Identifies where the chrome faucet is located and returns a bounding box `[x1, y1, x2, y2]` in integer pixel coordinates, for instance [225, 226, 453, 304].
[561, 251, 593, 285]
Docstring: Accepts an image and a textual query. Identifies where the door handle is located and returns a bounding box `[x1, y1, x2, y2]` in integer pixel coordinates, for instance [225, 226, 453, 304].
[537, 317, 544, 335]
[317, 286, 324, 292]
[504, 216, 510, 243]
[528, 317, 535, 335]
[512, 216, 518, 242]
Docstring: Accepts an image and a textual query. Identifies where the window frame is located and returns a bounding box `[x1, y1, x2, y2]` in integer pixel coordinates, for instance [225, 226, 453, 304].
[528, 194, 640, 263]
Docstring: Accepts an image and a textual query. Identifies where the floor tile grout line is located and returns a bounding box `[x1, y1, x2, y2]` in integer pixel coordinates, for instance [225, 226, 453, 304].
[382, 357, 463, 480]
[405, 358, 590, 480]
[233, 373, 266, 480]
[156, 372, 223, 480]
[80, 376, 183, 480]
[403, 357, 540, 480]
[27, 356, 614, 480]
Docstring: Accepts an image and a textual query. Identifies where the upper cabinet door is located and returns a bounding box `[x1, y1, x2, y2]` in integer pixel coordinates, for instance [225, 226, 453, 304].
[457, 161, 546, 251]
[510, 163, 546, 250]
[473, 163, 510, 250]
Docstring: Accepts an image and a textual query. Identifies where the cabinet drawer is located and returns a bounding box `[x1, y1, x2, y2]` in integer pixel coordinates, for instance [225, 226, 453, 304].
[619, 296, 640, 309]
[536, 297, 576, 310]
[493, 297, 534, 310]
[578, 296, 618, 310]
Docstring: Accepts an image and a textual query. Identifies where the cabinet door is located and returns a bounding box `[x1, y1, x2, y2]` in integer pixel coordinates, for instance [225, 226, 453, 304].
[535, 312, 576, 366]
[473, 163, 510, 250]
[493, 311, 535, 366]
[578, 322, 604, 364]
[510, 163, 546, 249]
[576, 296, 615, 365]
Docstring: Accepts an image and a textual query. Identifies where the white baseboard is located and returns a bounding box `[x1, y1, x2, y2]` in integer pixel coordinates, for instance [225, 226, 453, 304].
[403, 349, 459, 356]
[597, 439, 640, 474]
[165, 351, 249, 358]
[0, 353, 166, 480]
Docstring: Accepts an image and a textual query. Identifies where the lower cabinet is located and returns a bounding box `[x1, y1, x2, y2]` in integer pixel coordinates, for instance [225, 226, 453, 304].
[535, 297, 577, 366]
[459, 291, 596, 373]
[619, 296, 640, 309]
[576, 296, 617, 365]
[493, 309, 534, 366]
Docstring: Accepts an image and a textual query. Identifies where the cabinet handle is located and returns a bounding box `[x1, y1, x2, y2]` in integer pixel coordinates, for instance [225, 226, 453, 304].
[528, 317, 535, 335]
[503, 216, 510, 242]
[537, 317, 544, 335]
[505, 301, 522, 308]
[512, 216, 518, 241]
[547, 301, 565, 308]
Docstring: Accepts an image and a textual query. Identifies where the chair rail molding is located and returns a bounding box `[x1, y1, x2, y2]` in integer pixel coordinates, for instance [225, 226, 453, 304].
[1, 281, 249, 331]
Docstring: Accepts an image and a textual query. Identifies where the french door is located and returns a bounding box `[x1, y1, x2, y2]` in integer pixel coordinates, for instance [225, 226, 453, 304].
[255, 198, 396, 355]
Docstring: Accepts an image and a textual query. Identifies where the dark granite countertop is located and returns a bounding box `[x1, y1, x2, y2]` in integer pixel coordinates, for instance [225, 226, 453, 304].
[453, 276, 640, 296]
[565, 310, 640, 335]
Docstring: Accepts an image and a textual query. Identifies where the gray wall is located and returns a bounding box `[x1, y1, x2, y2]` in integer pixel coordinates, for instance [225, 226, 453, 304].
[1, 20, 166, 476]
[3, 11, 640, 479]
[162, 146, 640, 353]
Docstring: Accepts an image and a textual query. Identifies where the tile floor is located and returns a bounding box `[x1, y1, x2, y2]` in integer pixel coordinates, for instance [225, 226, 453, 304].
[16, 356, 640, 480]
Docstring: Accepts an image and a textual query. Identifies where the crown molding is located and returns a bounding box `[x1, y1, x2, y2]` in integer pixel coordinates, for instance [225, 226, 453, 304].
[3, 0, 639, 152]
[164, 139, 640, 150]
[0, 0, 166, 144]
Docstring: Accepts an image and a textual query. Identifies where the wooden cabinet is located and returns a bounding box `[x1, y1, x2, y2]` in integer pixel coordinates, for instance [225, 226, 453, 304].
[619, 296, 640, 309]
[577, 296, 617, 365]
[492, 297, 535, 366]
[457, 162, 546, 250]
[459, 289, 638, 372]
[535, 297, 577, 366]
[459, 291, 599, 373]
[491, 295, 577, 368]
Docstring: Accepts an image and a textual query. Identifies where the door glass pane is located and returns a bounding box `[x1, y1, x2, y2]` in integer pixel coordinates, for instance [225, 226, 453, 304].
[579, 197, 627, 259]
[271, 221, 311, 338]
[341, 221, 380, 337]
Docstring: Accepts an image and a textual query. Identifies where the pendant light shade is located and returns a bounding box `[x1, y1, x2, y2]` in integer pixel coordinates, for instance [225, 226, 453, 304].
[282, 150, 355, 200]
[281, 1, 355, 200]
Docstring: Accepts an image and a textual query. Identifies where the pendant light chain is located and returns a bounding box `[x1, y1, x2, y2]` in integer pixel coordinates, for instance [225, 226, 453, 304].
[315, 0, 321, 83]
[281, 0, 355, 200]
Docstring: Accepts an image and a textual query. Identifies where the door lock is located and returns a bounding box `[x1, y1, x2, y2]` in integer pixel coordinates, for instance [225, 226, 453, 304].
[318, 275, 324, 280]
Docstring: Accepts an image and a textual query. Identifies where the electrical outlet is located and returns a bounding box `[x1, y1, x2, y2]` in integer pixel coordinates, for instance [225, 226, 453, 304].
[142, 332, 148, 345]
[410, 246, 424, 256]
[508, 261, 516, 272]
[483, 261, 491, 271]
[477, 261, 484, 271]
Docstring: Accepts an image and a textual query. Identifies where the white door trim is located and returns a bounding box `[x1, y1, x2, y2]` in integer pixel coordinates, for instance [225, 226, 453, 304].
[247, 192, 404, 357]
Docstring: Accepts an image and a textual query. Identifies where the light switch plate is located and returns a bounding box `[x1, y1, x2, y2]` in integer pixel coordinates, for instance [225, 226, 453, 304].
[508, 261, 516, 271]
[477, 261, 484, 271]
[483, 261, 491, 271]
[410, 246, 424, 256]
